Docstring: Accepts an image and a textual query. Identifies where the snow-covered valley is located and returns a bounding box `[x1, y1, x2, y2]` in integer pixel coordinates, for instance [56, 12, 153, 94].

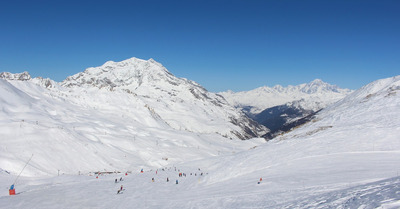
[0, 58, 399, 208]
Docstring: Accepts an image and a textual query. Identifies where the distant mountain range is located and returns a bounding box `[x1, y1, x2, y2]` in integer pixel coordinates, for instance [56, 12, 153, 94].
[220, 79, 353, 138]
[0, 57, 398, 178]
[220, 79, 352, 114]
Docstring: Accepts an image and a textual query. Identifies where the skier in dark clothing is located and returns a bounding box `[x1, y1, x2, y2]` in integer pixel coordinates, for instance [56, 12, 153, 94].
[117, 185, 123, 194]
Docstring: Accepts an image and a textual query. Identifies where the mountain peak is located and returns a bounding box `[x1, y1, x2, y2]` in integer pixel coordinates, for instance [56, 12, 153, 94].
[310, 78, 324, 83]
[301, 79, 338, 94]
[0, 71, 31, 81]
[62, 57, 173, 90]
[59, 57, 268, 140]
[99, 57, 163, 69]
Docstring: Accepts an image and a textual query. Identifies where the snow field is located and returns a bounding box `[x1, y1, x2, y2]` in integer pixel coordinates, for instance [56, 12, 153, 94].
[2, 153, 400, 209]
[1, 62, 399, 208]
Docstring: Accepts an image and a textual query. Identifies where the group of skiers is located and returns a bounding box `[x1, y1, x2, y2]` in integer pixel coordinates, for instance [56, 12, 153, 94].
[148, 167, 209, 186]
[112, 167, 211, 194]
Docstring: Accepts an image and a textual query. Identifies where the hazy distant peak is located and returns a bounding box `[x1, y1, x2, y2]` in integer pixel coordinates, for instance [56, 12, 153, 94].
[272, 85, 285, 92]
[300, 79, 340, 94]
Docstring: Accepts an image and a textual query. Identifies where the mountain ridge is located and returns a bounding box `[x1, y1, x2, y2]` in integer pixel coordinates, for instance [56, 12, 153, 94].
[220, 79, 353, 114]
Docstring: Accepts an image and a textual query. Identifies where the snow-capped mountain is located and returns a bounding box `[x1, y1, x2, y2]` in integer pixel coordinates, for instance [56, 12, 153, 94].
[1, 61, 399, 208]
[220, 79, 353, 114]
[61, 57, 267, 139]
[0, 57, 267, 176]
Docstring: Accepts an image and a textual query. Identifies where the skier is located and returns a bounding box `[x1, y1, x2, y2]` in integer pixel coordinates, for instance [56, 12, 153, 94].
[176, 180, 178, 184]
[120, 177, 123, 181]
[167, 177, 169, 182]
[115, 178, 118, 183]
[152, 177, 155, 182]
[9, 184, 15, 195]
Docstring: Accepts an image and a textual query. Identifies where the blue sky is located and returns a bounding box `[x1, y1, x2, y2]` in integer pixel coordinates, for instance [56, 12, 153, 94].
[1, 0, 399, 92]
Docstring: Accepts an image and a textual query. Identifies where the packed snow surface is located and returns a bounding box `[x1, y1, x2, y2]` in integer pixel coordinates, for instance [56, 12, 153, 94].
[0, 59, 399, 208]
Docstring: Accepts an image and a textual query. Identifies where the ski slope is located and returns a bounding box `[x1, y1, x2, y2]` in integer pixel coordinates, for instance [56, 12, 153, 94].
[1, 69, 399, 208]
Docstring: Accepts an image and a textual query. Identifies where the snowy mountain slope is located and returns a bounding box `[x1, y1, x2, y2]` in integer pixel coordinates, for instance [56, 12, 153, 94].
[1, 72, 399, 208]
[204, 75, 400, 182]
[0, 73, 399, 208]
[0, 58, 267, 177]
[220, 79, 353, 114]
[165, 75, 400, 207]
[279, 75, 400, 142]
